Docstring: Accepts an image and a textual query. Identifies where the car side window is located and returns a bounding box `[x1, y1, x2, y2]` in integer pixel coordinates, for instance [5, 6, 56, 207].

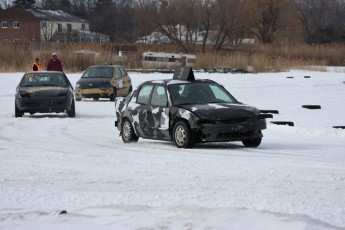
[115, 67, 122, 80]
[119, 67, 127, 77]
[137, 84, 153, 104]
[151, 85, 167, 107]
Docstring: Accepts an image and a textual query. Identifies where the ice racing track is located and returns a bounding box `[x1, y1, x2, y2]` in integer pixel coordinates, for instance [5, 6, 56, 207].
[1, 71, 345, 229]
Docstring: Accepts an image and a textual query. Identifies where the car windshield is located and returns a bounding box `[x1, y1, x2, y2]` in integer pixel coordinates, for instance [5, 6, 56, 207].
[82, 67, 114, 78]
[20, 73, 69, 87]
[168, 82, 238, 105]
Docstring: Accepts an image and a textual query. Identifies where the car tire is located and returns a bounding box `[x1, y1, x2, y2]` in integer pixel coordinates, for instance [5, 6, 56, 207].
[173, 121, 195, 148]
[121, 119, 139, 143]
[110, 88, 117, 101]
[75, 97, 81, 101]
[67, 100, 76, 118]
[242, 137, 262, 147]
[15, 101, 23, 118]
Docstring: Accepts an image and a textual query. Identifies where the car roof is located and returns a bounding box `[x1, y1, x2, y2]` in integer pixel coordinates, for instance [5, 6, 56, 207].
[25, 71, 64, 74]
[88, 65, 123, 68]
[142, 78, 216, 86]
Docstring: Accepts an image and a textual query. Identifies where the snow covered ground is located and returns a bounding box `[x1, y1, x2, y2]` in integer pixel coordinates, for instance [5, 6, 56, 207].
[0, 68, 345, 230]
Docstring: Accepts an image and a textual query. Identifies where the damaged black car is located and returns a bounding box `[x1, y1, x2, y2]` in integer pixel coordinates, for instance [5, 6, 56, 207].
[115, 67, 271, 148]
[15, 71, 75, 118]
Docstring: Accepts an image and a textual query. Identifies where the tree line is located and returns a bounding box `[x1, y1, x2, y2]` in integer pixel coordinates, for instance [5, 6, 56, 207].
[2, 0, 345, 53]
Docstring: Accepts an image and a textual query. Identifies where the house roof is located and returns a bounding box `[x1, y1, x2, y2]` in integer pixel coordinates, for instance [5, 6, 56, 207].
[26, 8, 87, 23]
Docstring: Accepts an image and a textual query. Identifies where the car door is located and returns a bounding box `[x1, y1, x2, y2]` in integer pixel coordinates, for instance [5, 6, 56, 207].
[133, 84, 169, 140]
[115, 67, 131, 97]
[133, 84, 153, 138]
[146, 85, 170, 140]
[114, 67, 126, 96]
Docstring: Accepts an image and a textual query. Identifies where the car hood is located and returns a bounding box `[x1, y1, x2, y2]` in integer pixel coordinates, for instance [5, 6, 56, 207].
[77, 77, 111, 88]
[178, 103, 260, 120]
[19, 87, 69, 97]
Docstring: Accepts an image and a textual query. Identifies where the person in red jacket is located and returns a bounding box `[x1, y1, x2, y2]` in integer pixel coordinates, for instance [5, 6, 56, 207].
[46, 53, 63, 72]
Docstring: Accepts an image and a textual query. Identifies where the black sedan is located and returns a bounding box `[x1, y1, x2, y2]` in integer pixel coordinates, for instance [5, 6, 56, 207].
[115, 68, 272, 148]
[15, 71, 75, 117]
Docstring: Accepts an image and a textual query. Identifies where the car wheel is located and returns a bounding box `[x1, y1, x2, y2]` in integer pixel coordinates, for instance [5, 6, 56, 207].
[242, 137, 262, 147]
[121, 119, 139, 143]
[67, 100, 76, 118]
[173, 121, 195, 148]
[93, 97, 99, 101]
[75, 97, 81, 101]
[110, 88, 117, 101]
[15, 101, 23, 118]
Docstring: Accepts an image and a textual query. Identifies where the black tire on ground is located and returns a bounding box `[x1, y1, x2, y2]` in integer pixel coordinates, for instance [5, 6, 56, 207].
[270, 121, 294, 126]
[75, 97, 81, 101]
[173, 120, 195, 148]
[67, 100, 76, 117]
[110, 88, 117, 101]
[93, 97, 99, 101]
[302, 105, 321, 109]
[242, 137, 262, 147]
[121, 119, 139, 143]
[260, 110, 279, 114]
[15, 101, 23, 118]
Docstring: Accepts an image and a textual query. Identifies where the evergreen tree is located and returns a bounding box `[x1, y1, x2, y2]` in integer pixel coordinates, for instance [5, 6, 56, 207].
[13, 0, 36, 8]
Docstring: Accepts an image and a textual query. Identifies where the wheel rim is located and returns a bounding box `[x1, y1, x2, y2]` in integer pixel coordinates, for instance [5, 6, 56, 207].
[123, 121, 132, 141]
[175, 125, 186, 146]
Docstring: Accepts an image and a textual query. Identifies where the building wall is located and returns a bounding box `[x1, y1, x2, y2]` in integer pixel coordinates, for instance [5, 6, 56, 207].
[0, 7, 41, 43]
[40, 20, 89, 42]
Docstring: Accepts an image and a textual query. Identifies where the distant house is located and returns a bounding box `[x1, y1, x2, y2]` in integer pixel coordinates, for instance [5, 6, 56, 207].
[0, 7, 109, 44]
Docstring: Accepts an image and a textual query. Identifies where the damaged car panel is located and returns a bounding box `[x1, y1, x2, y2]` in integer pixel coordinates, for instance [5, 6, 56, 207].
[115, 69, 271, 148]
[15, 71, 75, 118]
[75, 65, 132, 101]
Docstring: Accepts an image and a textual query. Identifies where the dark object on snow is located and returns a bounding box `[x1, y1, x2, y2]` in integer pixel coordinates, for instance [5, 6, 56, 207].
[115, 68, 270, 148]
[304, 76, 311, 78]
[302, 105, 321, 109]
[260, 110, 279, 114]
[270, 121, 294, 126]
[15, 71, 75, 118]
[333, 126, 345, 129]
[59, 210, 67, 215]
[202, 68, 251, 74]
[286, 76, 294, 79]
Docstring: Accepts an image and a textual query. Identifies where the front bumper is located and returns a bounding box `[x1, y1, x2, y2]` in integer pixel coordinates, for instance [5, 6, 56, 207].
[16, 96, 72, 113]
[75, 87, 113, 99]
[197, 118, 267, 142]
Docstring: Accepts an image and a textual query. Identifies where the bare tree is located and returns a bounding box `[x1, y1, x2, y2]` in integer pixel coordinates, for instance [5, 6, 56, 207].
[296, 0, 345, 43]
[39, 21, 55, 42]
[198, 0, 213, 53]
[155, 0, 201, 53]
[211, 0, 248, 50]
[13, 0, 36, 8]
[0, 0, 13, 9]
[244, 0, 293, 44]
